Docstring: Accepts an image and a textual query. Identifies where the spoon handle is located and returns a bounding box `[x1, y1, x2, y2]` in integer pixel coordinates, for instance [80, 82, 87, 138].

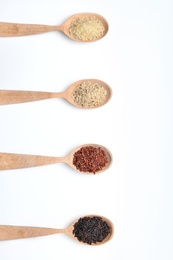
[0, 90, 64, 105]
[0, 225, 64, 241]
[0, 153, 66, 170]
[0, 22, 63, 37]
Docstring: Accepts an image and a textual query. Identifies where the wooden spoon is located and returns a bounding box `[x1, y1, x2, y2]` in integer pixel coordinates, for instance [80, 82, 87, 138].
[0, 215, 114, 245]
[0, 144, 112, 173]
[0, 79, 112, 108]
[0, 13, 108, 42]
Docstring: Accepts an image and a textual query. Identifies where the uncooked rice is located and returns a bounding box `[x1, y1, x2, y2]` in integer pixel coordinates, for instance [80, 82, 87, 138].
[73, 81, 107, 108]
[69, 16, 105, 41]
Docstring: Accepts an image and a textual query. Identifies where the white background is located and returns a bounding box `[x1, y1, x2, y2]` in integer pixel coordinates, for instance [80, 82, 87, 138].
[0, 0, 173, 259]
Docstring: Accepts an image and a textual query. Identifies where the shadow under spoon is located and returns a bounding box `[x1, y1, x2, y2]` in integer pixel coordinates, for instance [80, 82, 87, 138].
[0, 79, 112, 108]
[0, 215, 114, 245]
[0, 13, 108, 42]
[0, 144, 112, 174]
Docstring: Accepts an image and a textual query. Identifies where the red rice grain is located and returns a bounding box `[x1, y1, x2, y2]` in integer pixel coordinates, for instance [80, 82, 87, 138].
[73, 146, 108, 174]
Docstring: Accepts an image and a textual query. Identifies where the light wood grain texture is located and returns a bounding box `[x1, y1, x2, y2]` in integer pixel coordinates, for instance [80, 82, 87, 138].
[0, 144, 112, 174]
[0, 79, 112, 108]
[0, 215, 114, 245]
[0, 22, 63, 36]
[0, 226, 64, 240]
[0, 13, 108, 42]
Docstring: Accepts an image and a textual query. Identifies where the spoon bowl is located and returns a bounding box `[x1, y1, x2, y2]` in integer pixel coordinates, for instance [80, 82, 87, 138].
[64, 79, 112, 108]
[0, 13, 108, 42]
[67, 144, 113, 174]
[0, 215, 114, 245]
[67, 215, 114, 245]
[0, 144, 112, 173]
[63, 13, 109, 42]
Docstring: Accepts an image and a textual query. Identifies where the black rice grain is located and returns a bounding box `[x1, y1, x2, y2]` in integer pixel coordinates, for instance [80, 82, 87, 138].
[73, 216, 111, 245]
